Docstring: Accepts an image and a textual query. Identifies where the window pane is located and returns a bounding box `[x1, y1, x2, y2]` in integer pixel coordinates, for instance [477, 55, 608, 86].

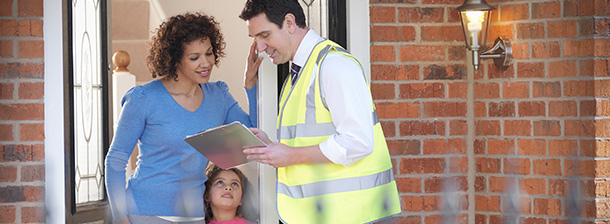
[299, 0, 328, 38]
[72, 0, 105, 204]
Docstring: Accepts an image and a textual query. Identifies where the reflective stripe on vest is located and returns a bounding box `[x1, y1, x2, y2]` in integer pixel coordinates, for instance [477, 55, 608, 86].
[277, 168, 394, 199]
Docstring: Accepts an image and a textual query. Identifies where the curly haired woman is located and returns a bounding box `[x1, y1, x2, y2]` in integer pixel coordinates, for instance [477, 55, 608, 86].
[105, 12, 263, 224]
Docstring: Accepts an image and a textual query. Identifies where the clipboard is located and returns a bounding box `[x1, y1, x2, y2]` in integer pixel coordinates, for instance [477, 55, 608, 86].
[184, 121, 267, 169]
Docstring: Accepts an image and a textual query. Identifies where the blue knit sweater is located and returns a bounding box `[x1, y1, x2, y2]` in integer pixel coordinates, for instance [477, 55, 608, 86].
[105, 80, 257, 219]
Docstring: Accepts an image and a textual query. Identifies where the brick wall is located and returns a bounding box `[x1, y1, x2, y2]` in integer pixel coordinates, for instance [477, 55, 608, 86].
[0, 0, 46, 223]
[370, 0, 610, 223]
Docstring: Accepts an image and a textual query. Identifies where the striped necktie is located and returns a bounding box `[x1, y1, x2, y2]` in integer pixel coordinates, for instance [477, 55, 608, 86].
[290, 63, 301, 86]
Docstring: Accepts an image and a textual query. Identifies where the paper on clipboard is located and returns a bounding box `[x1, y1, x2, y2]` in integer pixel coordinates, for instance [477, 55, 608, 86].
[184, 121, 267, 169]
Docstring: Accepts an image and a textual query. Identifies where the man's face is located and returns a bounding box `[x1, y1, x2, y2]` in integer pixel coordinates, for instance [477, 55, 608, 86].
[247, 13, 294, 65]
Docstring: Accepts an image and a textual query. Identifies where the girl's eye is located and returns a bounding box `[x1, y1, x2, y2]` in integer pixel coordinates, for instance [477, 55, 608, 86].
[216, 180, 224, 185]
[205, 52, 213, 56]
[232, 182, 239, 187]
[190, 57, 199, 61]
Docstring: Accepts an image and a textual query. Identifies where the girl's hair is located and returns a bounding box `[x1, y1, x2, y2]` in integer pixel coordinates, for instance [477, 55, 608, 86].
[146, 12, 225, 80]
[204, 164, 258, 223]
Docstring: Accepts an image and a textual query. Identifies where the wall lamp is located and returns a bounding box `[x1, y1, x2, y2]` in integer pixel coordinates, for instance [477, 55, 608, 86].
[456, 0, 512, 70]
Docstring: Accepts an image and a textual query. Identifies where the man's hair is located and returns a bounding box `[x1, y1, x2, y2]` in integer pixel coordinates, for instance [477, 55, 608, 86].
[239, 0, 306, 29]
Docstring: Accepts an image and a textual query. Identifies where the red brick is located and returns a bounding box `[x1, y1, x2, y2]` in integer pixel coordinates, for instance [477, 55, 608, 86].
[503, 82, 529, 98]
[533, 120, 561, 136]
[549, 60, 577, 78]
[421, 26, 463, 42]
[19, 123, 44, 141]
[0, 124, 13, 141]
[517, 139, 545, 156]
[370, 6, 395, 23]
[0, 40, 12, 58]
[376, 102, 420, 119]
[593, 58, 610, 77]
[534, 198, 562, 216]
[533, 81, 561, 98]
[371, 45, 395, 62]
[21, 165, 44, 182]
[597, 160, 610, 177]
[400, 45, 444, 61]
[488, 101, 515, 117]
[424, 64, 466, 80]
[597, 139, 610, 157]
[449, 157, 468, 173]
[402, 195, 424, 211]
[371, 64, 419, 81]
[565, 159, 595, 177]
[0, 62, 44, 77]
[381, 121, 395, 137]
[564, 80, 595, 97]
[400, 120, 445, 136]
[0, 0, 12, 17]
[387, 139, 420, 156]
[476, 157, 501, 173]
[422, 101, 467, 117]
[0, 206, 16, 223]
[499, 4, 529, 21]
[549, 139, 578, 156]
[18, 82, 43, 99]
[18, 40, 43, 58]
[596, 18, 610, 36]
[423, 138, 466, 154]
[548, 20, 577, 38]
[475, 195, 501, 212]
[0, 82, 13, 99]
[487, 138, 515, 155]
[549, 101, 577, 117]
[518, 101, 545, 117]
[581, 100, 597, 116]
[564, 39, 595, 57]
[371, 26, 416, 42]
[504, 158, 531, 175]
[371, 83, 395, 100]
[0, 144, 44, 162]
[396, 177, 422, 193]
[597, 179, 610, 197]
[22, 206, 45, 223]
[20, 20, 43, 37]
[400, 83, 443, 99]
[595, 38, 610, 57]
[517, 62, 545, 78]
[596, 0, 610, 15]
[398, 7, 444, 23]
[0, 103, 43, 120]
[0, 20, 18, 36]
[533, 159, 562, 176]
[474, 101, 486, 117]
[532, 41, 561, 58]
[505, 120, 531, 136]
[594, 119, 610, 137]
[420, 0, 462, 4]
[0, 166, 17, 182]
[449, 119, 467, 136]
[371, 0, 417, 4]
[23, 186, 43, 202]
[488, 62, 516, 79]
[18, 0, 43, 17]
[448, 45, 466, 61]
[581, 19, 596, 38]
[486, 24, 514, 42]
[474, 83, 500, 99]
[400, 158, 445, 174]
[581, 139, 596, 157]
[448, 82, 467, 98]
[564, 0, 595, 17]
[475, 120, 501, 136]
[474, 139, 485, 154]
[532, 1, 561, 19]
[475, 176, 486, 192]
[517, 22, 545, 39]
[512, 42, 529, 59]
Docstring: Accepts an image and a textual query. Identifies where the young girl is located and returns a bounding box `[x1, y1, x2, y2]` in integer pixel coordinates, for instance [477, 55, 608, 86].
[204, 164, 257, 224]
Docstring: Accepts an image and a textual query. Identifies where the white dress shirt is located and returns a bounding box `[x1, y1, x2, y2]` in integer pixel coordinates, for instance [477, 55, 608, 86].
[291, 29, 374, 167]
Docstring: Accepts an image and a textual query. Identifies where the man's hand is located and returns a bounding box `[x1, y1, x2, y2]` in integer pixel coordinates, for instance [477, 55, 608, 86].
[244, 40, 263, 89]
[243, 142, 297, 168]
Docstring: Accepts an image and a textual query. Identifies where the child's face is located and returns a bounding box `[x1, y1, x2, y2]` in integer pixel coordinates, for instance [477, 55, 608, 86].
[208, 170, 243, 211]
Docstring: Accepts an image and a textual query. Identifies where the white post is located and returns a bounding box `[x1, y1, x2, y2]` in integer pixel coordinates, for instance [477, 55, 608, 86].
[111, 50, 136, 130]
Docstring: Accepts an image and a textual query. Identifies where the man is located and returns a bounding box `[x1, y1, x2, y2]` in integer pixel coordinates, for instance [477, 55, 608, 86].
[239, 0, 401, 223]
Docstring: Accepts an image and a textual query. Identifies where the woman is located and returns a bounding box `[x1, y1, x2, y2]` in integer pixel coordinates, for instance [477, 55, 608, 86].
[105, 12, 263, 223]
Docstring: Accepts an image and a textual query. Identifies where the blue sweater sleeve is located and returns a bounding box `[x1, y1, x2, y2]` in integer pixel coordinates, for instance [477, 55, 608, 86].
[105, 86, 147, 220]
[218, 81, 257, 128]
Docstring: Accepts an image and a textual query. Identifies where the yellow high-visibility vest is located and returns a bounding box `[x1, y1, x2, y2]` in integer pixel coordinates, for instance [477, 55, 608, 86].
[276, 40, 401, 223]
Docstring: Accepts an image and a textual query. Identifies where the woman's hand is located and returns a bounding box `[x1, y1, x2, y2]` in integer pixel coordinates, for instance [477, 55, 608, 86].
[244, 40, 263, 89]
[249, 128, 271, 144]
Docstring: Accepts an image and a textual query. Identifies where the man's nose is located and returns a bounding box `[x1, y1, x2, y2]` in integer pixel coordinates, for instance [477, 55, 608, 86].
[256, 39, 266, 52]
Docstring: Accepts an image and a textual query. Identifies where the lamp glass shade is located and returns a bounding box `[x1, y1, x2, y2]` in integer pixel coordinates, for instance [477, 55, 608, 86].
[459, 10, 491, 51]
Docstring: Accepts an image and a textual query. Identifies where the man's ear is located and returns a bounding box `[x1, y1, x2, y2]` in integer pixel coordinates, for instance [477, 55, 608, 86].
[284, 13, 297, 33]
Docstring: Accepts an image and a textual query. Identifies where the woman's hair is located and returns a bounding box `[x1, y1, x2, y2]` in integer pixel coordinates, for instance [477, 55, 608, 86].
[147, 12, 225, 80]
[204, 164, 258, 223]
[239, 0, 306, 29]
